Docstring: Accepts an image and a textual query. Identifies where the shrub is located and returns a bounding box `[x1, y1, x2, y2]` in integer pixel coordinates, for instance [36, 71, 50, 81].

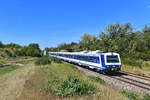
[49, 56, 62, 63]
[143, 94, 150, 100]
[138, 72, 145, 76]
[52, 76, 95, 97]
[122, 57, 143, 67]
[89, 76, 106, 85]
[35, 57, 51, 65]
[121, 91, 139, 100]
[5, 49, 12, 57]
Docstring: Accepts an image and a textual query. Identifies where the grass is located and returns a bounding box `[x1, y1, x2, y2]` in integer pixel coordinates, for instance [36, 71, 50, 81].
[121, 91, 140, 100]
[0, 56, 36, 65]
[121, 57, 150, 77]
[50, 76, 95, 98]
[35, 56, 62, 65]
[17, 62, 129, 100]
[122, 61, 150, 77]
[35, 57, 51, 65]
[88, 76, 106, 85]
[0, 62, 36, 100]
[121, 91, 150, 100]
[0, 65, 20, 76]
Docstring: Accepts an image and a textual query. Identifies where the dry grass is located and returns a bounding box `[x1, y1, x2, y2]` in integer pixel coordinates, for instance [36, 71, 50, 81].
[17, 63, 129, 100]
[0, 56, 36, 65]
[122, 61, 150, 77]
[0, 62, 36, 100]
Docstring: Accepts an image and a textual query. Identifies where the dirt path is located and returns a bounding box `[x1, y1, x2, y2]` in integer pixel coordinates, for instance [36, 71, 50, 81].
[0, 62, 36, 100]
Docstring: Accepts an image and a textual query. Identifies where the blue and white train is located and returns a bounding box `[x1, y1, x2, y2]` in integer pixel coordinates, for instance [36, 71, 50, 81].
[49, 50, 121, 72]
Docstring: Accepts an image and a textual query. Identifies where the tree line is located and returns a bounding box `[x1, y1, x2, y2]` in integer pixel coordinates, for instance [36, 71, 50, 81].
[0, 42, 41, 57]
[45, 23, 150, 63]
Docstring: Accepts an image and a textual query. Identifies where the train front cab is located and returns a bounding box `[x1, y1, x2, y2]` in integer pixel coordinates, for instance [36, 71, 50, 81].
[100, 53, 121, 72]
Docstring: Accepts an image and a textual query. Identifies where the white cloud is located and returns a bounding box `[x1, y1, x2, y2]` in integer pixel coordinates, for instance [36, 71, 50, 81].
[147, 5, 150, 8]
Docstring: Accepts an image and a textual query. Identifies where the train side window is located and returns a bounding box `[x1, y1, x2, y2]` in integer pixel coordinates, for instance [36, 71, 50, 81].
[75, 56, 77, 59]
[77, 56, 79, 59]
[81, 56, 83, 60]
[97, 57, 100, 63]
[83, 56, 86, 61]
[85, 57, 88, 61]
[77, 56, 79, 60]
[88, 57, 90, 62]
[94, 57, 96, 63]
[78, 56, 80, 60]
[90, 57, 93, 62]
[84, 57, 86, 61]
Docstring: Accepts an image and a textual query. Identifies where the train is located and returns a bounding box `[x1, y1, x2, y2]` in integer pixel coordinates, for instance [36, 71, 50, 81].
[48, 50, 121, 72]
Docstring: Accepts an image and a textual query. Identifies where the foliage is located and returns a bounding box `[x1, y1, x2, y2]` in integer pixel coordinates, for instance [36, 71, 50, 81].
[0, 42, 41, 57]
[51, 76, 95, 98]
[88, 76, 106, 85]
[121, 91, 139, 100]
[0, 41, 4, 48]
[45, 23, 150, 66]
[35, 57, 51, 65]
[121, 57, 144, 67]
[49, 56, 62, 63]
[35, 56, 62, 65]
[5, 43, 21, 48]
[142, 94, 150, 100]
[121, 91, 150, 100]
[0, 65, 20, 76]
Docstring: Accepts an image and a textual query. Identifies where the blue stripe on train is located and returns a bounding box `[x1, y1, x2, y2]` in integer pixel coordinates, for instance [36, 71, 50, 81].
[101, 55, 105, 67]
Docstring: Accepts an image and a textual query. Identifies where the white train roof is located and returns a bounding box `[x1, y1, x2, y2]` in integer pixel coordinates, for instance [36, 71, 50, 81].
[49, 50, 119, 56]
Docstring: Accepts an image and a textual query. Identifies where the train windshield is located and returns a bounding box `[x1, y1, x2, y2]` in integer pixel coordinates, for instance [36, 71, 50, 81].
[106, 55, 119, 63]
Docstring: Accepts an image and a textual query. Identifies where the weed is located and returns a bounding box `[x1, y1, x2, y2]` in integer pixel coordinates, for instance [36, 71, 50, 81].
[35, 57, 51, 65]
[142, 94, 150, 100]
[138, 72, 145, 76]
[121, 91, 139, 100]
[0, 65, 20, 76]
[89, 76, 106, 85]
[49, 56, 62, 63]
[52, 76, 95, 98]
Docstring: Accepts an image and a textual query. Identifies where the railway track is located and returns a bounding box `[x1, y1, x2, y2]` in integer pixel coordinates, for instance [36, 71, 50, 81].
[121, 71, 150, 81]
[109, 75, 150, 91]
[103, 71, 150, 93]
[64, 61, 150, 94]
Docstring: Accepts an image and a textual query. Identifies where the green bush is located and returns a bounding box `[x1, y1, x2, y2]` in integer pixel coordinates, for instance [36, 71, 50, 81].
[122, 57, 143, 67]
[52, 76, 95, 97]
[35, 57, 51, 65]
[89, 76, 106, 85]
[142, 94, 150, 100]
[121, 91, 150, 100]
[49, 56, 62, 63]
[121, 91, 139, 100]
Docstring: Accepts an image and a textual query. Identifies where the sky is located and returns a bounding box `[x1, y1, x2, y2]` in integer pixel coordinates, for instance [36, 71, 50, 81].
[0, 0, 150, 49]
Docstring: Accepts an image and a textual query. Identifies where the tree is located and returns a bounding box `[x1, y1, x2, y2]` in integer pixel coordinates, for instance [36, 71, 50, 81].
[26, 43, 41, 57]
[5, 43, 21, 48]
[0, 41, 4, 48]
[143, 25, 150, 33]
[79, 33, 98, 50]
[99, 23, 133, 52]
